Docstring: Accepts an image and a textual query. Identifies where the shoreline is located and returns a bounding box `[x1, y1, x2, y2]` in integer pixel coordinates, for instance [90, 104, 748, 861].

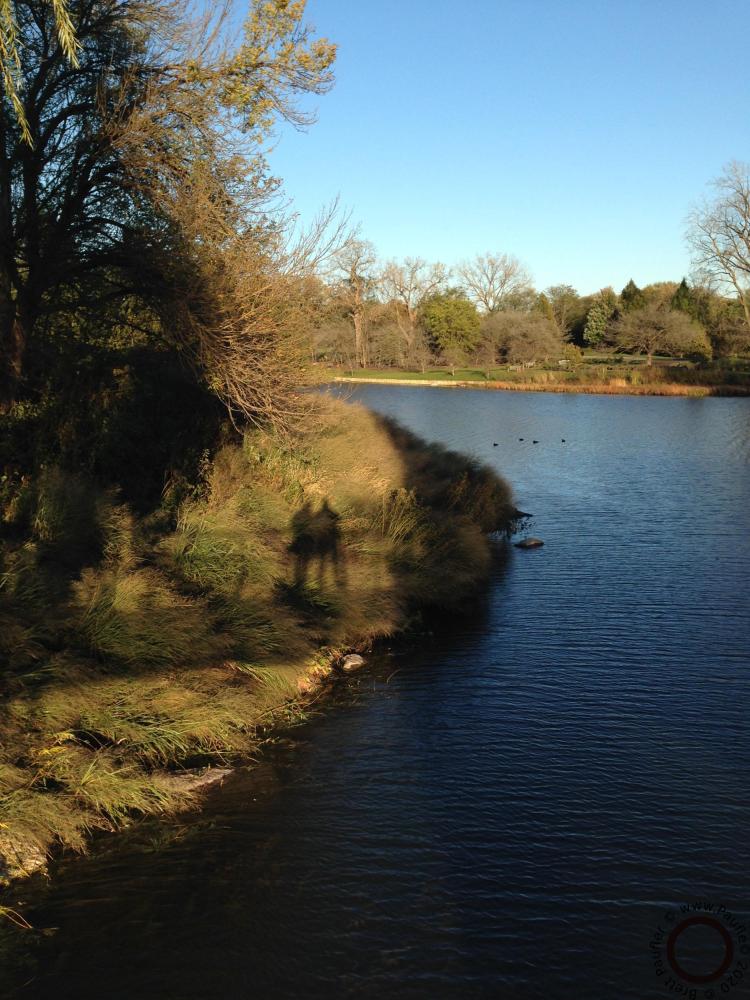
[328, 376, 750, 398]
[0, 397, 517, 889]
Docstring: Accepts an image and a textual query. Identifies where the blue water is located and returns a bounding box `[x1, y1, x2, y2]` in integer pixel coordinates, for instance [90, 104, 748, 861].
[3, 386, 749, 999]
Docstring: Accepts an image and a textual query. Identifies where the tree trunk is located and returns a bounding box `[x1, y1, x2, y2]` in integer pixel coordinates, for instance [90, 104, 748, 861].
[739, 289, 750, 334]
[353, 309, 366, 368]
[0, 296, 26, 411]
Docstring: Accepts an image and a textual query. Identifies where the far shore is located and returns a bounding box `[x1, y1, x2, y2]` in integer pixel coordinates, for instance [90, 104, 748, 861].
[327, 375, 750, 398]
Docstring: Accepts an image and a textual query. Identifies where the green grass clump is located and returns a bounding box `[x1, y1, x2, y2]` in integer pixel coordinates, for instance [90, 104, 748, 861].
[73, 567, 225, 669]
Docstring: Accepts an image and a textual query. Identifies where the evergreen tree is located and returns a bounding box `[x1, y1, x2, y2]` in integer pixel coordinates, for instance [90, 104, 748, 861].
[583, 288, 618, 346]
[620, 279, 646, 312]
[671, 278, 695, 317]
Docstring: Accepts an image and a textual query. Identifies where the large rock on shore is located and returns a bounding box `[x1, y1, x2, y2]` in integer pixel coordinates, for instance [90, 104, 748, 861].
[340, 654, 366, 673]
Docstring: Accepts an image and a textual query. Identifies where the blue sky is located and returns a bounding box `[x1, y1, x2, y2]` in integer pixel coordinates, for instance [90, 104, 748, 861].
[270, 0, 750, 295]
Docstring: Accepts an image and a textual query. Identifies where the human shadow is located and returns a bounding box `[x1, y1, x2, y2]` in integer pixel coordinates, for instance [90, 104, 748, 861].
[289, 499, 346, 588]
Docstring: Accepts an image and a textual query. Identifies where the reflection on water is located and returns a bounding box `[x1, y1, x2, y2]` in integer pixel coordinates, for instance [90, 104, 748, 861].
[2, 387, 750, 999]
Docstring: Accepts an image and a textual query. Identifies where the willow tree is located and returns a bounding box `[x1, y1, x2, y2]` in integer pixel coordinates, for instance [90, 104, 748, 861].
[0, 0, 79, 142]
[0, 0, 338, 421]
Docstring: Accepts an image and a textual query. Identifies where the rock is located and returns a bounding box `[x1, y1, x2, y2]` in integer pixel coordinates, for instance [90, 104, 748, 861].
[514, 537, 544, 549]
[163, 767, 233, 793]
[340, 654, 365, 673]
[0, 833, 48, 884]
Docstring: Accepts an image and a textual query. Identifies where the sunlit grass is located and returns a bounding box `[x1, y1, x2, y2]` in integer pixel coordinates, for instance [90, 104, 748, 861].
[0, 396, 514, 880]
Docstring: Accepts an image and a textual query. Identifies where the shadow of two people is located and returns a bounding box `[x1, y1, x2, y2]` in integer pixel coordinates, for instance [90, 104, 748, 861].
[289, 499, 346, 588]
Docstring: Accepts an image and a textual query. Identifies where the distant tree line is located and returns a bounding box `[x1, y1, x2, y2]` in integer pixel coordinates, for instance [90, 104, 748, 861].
[313, 162, 750, 372]
[313, 260, 748, 374]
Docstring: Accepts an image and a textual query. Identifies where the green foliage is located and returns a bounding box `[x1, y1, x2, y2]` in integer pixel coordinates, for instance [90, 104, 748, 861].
[620, 279, 646, 312]
[222, 0, 336, 136]
[536, 292, 556, 323]
[544, 284, 581, 338]
[420, 291, 481, 367]
[584, 288, 618, 346]
[671, 278, 695, 316]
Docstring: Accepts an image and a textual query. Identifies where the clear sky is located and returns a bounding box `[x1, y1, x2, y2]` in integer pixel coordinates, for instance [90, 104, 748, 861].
[269, 0, 750, 296]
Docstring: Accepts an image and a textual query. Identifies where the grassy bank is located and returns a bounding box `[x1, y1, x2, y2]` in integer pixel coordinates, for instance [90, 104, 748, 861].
[324, 363, 750, 397]
[0, 396, 515, 884]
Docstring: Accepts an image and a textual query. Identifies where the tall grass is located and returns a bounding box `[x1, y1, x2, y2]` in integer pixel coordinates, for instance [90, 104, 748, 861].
[74, 567, 225, 669]
[1, 396, 515, 882]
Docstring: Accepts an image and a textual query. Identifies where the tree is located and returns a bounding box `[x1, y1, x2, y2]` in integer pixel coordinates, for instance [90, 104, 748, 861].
[611, 303, 709, 365]
[544, 284, 580, 338]
[642, 281, 679, 307]
[483, 311, 563, 366]
[379, 257, 448, 365]
[0, 0, 79, 143]
[687, 161, 750, 333]
[583, 287, 618, 347]
[332, 239, 377, 367]
[620, 279, 646, 312]
[535, 292, 556, 325]
[457, 252, 533, 314]
[708, 306, 750, 359]
[420, 290, 480, 373]
[671, 278, 695, 316]
[0, 0, 338, 417]
[474, 320, 499, 378]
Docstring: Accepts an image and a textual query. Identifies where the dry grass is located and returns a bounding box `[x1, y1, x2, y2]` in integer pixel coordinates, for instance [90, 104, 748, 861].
[0, 396, 514, 881]
[333, 374, 750, 398]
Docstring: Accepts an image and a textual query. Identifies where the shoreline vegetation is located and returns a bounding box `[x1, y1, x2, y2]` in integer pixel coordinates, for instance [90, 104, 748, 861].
[0, 397, 517, 886]
[330, 375, 750, 398]
[325, 366, 750, 398]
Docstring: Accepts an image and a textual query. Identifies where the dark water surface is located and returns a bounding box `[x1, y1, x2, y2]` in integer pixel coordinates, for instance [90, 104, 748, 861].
[3, 386, 750, 999]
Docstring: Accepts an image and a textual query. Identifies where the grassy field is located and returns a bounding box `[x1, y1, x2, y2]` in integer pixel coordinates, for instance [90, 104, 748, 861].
[0, 396, 515, 884]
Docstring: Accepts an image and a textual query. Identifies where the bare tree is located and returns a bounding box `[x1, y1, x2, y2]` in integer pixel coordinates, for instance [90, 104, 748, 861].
[379, 257, 448, 363]
[457, 252, 533, 314]
[611, 303, 708, 365]
[687, 161, 750, 332]
[331, 239, 377, 367]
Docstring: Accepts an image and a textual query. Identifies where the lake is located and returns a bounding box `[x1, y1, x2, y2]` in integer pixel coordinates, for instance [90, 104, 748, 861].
[3, 385, 749, 999]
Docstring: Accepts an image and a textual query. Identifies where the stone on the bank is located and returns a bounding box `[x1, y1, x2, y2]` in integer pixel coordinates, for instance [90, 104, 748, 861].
[341, 654, 366, 673]
[163, 767, 233, 792]
[514, 537, 544, 549]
